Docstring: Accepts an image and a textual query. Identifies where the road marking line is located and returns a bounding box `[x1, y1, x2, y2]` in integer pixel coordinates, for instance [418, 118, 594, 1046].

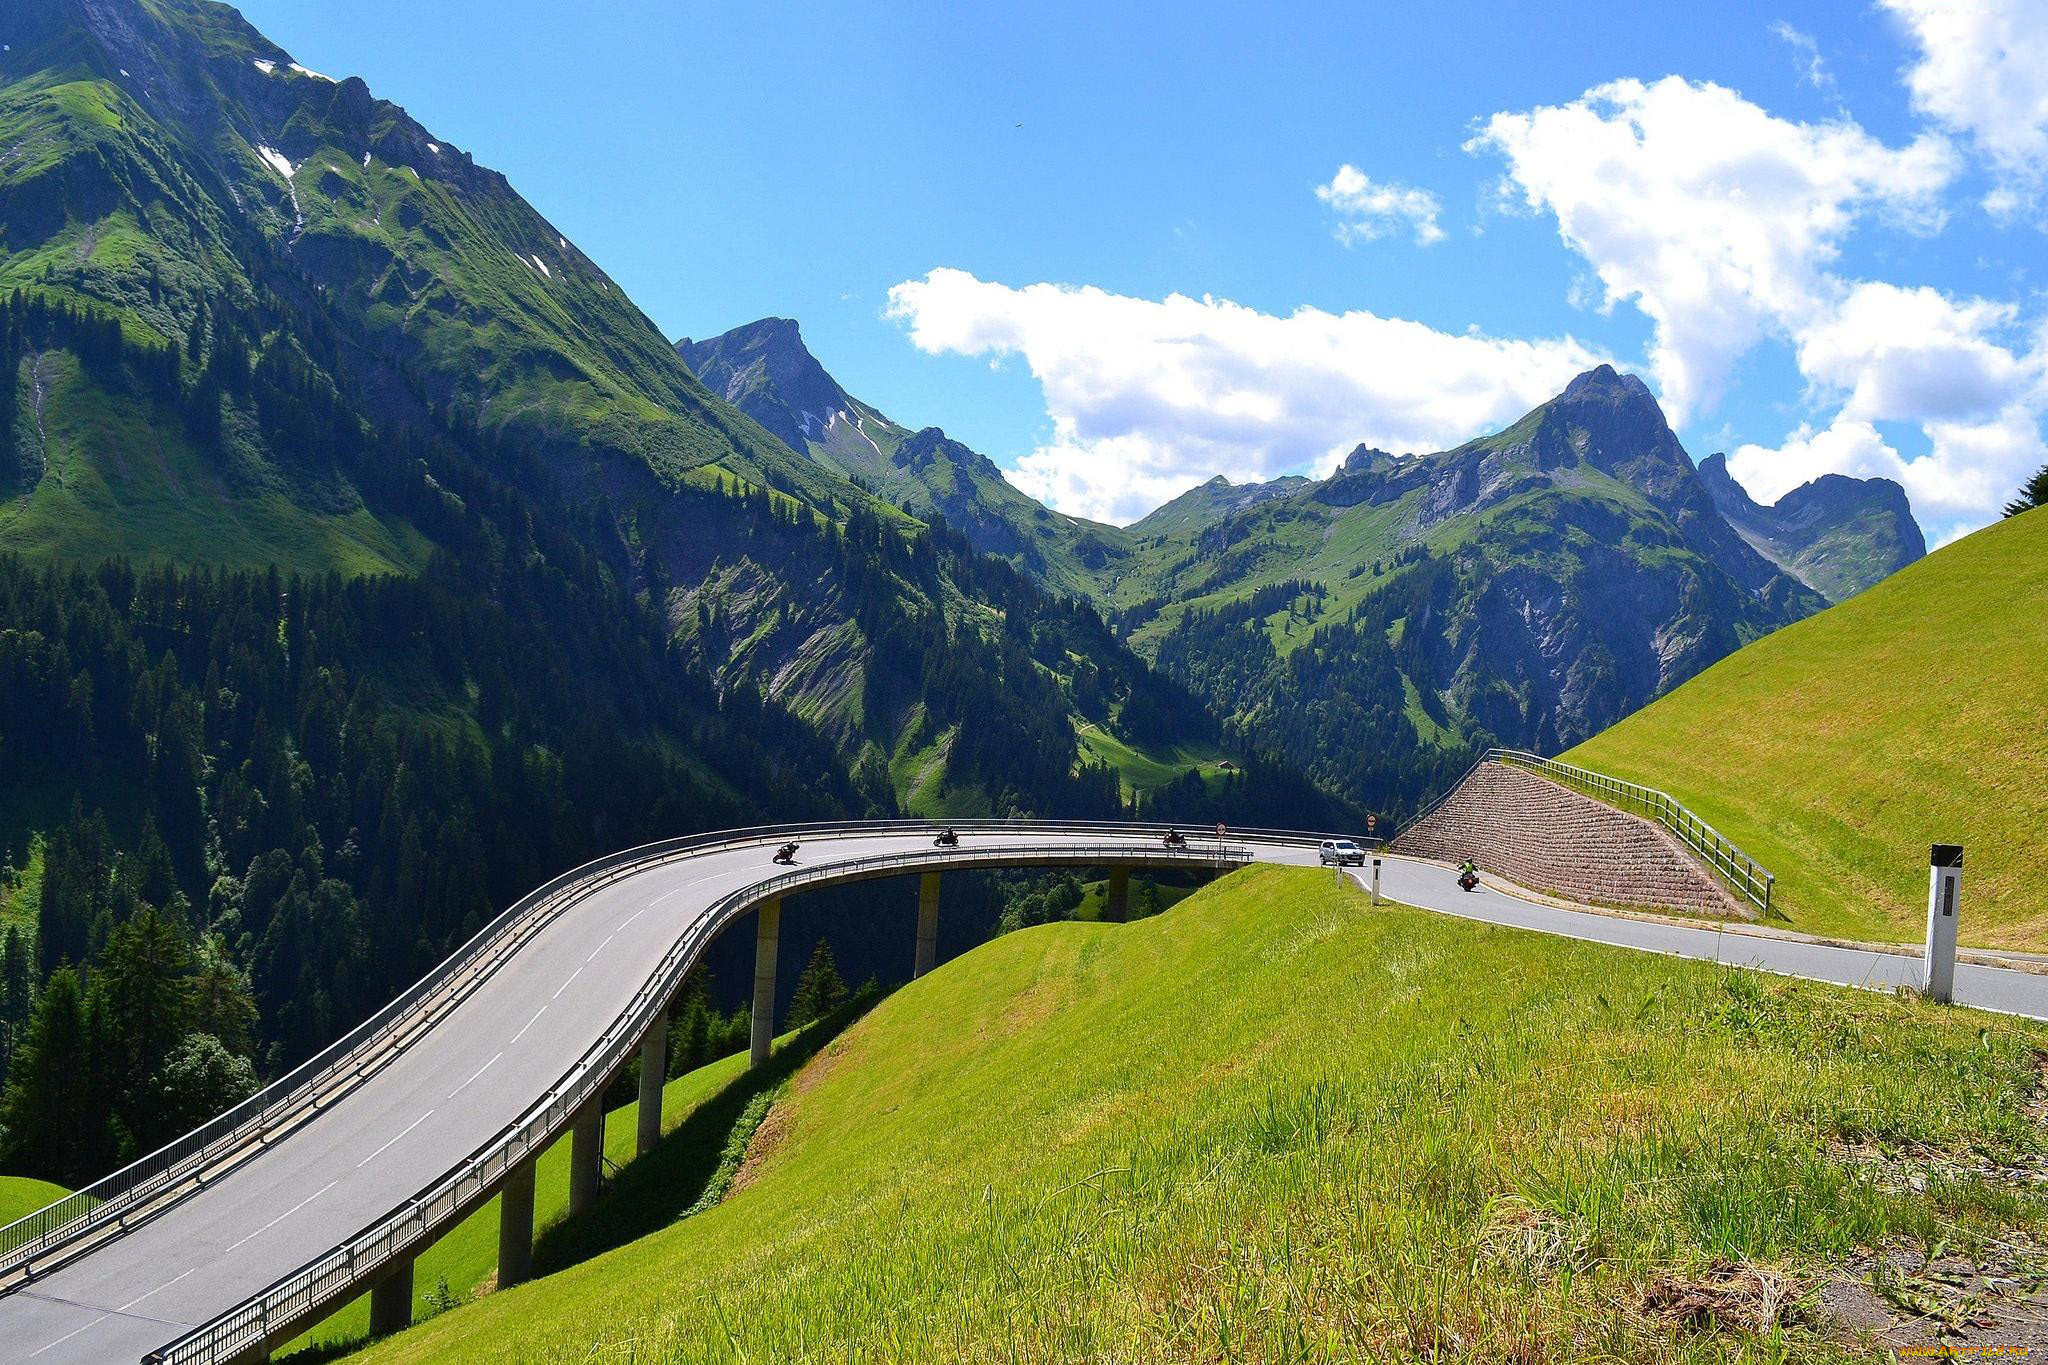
[508, 1005, 547, 1045]
[357, 1110, 434, 1168]
[448, 1051, 504, 1099]
[28, 1311, 111, 1357]
[226, 1180, 337, 1253]
[552, 964, 583, 999]
[586, 933, 615, 963]
[650, 871, 730, 905]
[119, 1267, 197, 1313]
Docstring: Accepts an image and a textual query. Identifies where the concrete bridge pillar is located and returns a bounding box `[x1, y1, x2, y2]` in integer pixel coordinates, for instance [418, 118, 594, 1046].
[750, 898, 781, 1068]
[914, 872, 941, 978]
[497, 1157, 535, 1289]
[568, 1100, 604, 1214]
[368, 1256, 413, 1336]
[636, 1008, 667, 1156]
[1106, 867, 1130, 922]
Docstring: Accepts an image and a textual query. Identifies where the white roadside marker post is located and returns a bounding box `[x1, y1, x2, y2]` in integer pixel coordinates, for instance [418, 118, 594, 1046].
[1371, 856, 1381, 906]
[1924, 843, 1962, 1005]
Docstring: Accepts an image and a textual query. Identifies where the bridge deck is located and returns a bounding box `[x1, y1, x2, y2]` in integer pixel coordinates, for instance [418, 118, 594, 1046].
[3, 830, 2041, 1362]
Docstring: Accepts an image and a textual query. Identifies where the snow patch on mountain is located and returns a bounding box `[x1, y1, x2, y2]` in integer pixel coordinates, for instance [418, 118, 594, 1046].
[253, 146, 304, 239]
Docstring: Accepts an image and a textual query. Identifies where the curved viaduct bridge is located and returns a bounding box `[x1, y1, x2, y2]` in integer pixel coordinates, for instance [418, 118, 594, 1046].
[1, 820, 2044, 1364]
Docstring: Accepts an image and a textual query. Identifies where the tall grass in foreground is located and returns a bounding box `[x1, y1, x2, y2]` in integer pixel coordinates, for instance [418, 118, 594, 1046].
[360, 866, 2047, 1363]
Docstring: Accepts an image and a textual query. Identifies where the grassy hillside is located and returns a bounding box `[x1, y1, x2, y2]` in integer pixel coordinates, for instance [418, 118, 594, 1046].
[1569, 507, 2048, 949]
[358, 867, 2046, 1363]
[0, 1174, 68, 1226]
[289, 1032, 800, 1356]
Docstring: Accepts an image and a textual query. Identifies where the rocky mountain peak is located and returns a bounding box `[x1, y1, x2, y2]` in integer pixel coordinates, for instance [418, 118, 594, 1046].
[676, 318, 857, 456]
[1697, 453, 1924, 601]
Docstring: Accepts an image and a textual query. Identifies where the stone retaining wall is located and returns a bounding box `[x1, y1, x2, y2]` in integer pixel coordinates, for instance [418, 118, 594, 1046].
[1394, 761, 1747, 918]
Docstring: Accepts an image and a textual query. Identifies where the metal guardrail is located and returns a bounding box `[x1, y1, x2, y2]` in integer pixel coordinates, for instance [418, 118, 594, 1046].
[0, 819, 859, 1284]
[139, 837, 1261, 1365]
[1470, 749, 1776, 915]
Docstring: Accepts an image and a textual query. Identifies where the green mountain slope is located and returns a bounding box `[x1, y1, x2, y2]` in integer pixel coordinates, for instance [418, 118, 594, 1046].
[1125, 471, 1311, 537]
[0, 0, 1266, 821]
[679, 318, 1135, 602]
[356, 866, 2047, 1363]
[1698, 452, 1924, 602]
[1096, 367, 1829, 817]
[1568, 506, 2048, 949]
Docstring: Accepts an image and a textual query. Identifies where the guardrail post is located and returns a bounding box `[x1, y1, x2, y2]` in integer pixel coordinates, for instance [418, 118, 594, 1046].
[497, 1157, 535, 1289]
[750, 898, 781, 1068]
[368, 1256, 414, 1337]
[913, 872, 941, 977]
[568, 1100, 604, 1215]
[1924, 844, 1963, 1004]
[636, 1009, 668, 1157]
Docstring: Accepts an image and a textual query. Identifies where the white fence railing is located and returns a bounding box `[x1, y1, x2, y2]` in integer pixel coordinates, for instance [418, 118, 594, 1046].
[1406, 749, 1776, 915]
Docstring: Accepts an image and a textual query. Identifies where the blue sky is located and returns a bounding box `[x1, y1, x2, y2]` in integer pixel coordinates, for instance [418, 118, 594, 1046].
[238, 0, 2046, 538]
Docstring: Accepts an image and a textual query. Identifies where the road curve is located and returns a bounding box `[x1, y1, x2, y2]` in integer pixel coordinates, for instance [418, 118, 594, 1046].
[1, 828, 2042, 1363]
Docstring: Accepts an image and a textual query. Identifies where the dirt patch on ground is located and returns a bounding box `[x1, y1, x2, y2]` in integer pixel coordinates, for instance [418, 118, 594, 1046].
[1820, 1239, 2048, 1351]
[728, 1033, 858, 1195]
[1814, 1052, 2048, 1350]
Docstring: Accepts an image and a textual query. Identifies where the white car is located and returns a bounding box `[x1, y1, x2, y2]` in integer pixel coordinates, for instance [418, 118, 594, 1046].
[1318, 839, 1366, 867]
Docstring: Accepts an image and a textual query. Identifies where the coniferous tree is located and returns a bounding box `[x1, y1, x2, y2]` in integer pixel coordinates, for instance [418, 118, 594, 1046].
[785, 940, 847, 1030]
[0, 967, 99, 1182]
[2007, 464, 2048, 518]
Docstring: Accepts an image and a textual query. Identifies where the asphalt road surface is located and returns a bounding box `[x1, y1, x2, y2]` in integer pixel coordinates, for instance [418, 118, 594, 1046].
[3, 832, 2041, 1362]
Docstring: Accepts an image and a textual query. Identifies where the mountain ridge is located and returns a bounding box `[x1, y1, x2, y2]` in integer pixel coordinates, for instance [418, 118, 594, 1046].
[1697, 451, 1925, 601]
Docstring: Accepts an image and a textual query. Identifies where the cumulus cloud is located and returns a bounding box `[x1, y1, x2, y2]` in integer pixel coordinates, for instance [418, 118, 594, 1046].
[1314, 165, 1446, 246]
[1468, 76, 1956, 423]
[1730, 405, 2046, 541]
[1472, 74, 2048, 530]
[1880, 0, 2048, 222]
[885, 268, 1604, 524]
[1793, 283, 2033, 425]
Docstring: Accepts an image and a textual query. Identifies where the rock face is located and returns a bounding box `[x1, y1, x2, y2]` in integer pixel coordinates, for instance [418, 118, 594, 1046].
[1393, 760, 1745, 917]
[1697, 453, 1925, 602]
[1135, 366, 1832, 815]
[677, 318, 1132, 599]
[677, 318, 857, 459]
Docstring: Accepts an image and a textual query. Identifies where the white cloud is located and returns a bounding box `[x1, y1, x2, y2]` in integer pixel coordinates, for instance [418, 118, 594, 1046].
[1471, 74, 2048, 530]
[1770, 21, 1837, 98]
[1793, 282, 2032, 425]
[1880, 0, 2048, 222]
[885, 268, 1604, 524]
[1727, 418, 1900, 503]
[1469, 76, 1956, 423]
[1314, 165, 1446, 246]
[1731, 404, 2046, 537]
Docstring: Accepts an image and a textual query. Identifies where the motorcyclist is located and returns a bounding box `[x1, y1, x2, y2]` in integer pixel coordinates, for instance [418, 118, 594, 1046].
[1163, 827, 1186, 848]
[1457, 858, 1478, 891]
[934, 827, 959, 847]
[773, 842, 799, 865]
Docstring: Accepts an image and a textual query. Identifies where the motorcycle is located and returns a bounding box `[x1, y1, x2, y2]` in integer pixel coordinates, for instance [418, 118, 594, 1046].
[933, 828, 960, 848]
[772, 842, 799, 866]
[1457, 868, 1479, 892]
[1162, 830, 1188, 849]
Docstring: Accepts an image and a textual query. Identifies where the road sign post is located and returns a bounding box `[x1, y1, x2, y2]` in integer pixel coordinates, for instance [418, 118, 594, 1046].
[1924, 843, 1962, 1004]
